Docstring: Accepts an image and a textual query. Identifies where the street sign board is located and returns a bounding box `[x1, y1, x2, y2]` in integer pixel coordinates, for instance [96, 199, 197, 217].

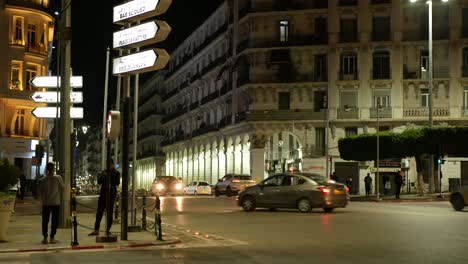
[29, 76, 83, 88]
[112, 48, 169, 75]
[113, 0, 172, 24]
[113, 20, 171, 49]
[30, 91, 83, 103]
[107, 111, 121, 139]
[32, 107, 84, 119]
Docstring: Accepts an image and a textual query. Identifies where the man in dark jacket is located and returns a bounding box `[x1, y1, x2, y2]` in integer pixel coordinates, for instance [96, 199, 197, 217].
[394, 171, 403, 199]
[364, 173, 372, 197]
[89, 159, 120, 236]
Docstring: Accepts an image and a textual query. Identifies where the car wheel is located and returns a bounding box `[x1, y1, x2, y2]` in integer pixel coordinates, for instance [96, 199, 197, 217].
[323, 208, 334, 213]
[241, 196, 256, 212]
[214, 187, 220, 197]
[226, 187, 232, 197]
[450, 193, 465, 211]
[297, 198, 312, 213]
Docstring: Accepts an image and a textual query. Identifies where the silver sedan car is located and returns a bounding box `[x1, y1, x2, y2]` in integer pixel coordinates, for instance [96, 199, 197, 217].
[238, 173, 349, 213]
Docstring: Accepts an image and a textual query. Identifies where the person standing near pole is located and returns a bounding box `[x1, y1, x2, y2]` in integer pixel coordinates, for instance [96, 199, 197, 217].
[395, 171, 403, 199]
[89, 159, 120, 236]
[364, 173, 372, 197]
[39, 162, 64, 244]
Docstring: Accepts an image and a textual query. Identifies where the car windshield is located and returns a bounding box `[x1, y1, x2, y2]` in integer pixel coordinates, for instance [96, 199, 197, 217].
[295, 173, 335, 184]
[198, 182, 209, 186]
[234, 175, 251, 180]
[155, 176, 177, 183]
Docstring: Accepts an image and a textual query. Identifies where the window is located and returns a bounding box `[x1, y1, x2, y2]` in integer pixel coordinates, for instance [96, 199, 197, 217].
[421, 89, 429, 107]
[340, 90, 357, 108]
[279, 21, 289, 42]
[372, 17, 390, 41]
[314, 91, 327, 112]
[463, 48, 468, 77]
[420, 50, 429, 79]
[373, 90, 390, 108]
[26, 64, 39, 91]
[340, 52, 358, 80]
[278, 92, 290, 110]
[14, 109, 25, 135]
[315, 127, 325, 156]
[281, 176, 301, 186]
[13, 16, 24, 45]
[27, 24, 37, 49]
[463, 87, 468, 109]
[345, 127, 358, 137]
[463, 8, 468, 37]
[262, 175, 282, 186]
[314, 17, 327, 39]
[373, 51, 390, 79]
[340, 19, 358, 42]
[314, 54, 327, 81]
[40, 23, 47, 47]
[10, 61, 23, 90]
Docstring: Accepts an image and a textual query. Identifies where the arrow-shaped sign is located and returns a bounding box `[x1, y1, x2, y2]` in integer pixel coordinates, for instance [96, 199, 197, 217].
[112, 48, 169, 75]
[30, 91, 83, 103]
[113, 0, 172, 24]
[113, 20, 171, 49]
[29, 76, 83, 88]
[31, 107, 84, 119]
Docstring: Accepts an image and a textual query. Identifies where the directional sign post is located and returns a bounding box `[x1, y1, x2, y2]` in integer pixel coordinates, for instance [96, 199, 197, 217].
[112, 48, 169, 75]
[32, 107, 84, 119]
[113, 20, 171, 49]
[29, 76, 83, 88]
[30, 91, 83, 103]
[113, 0, 172, 24]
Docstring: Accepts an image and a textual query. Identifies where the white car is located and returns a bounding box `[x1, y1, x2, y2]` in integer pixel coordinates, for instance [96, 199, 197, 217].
[185, 181, 212, 195]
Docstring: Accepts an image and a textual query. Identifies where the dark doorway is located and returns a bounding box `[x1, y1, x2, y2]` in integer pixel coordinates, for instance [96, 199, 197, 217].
[335, 162, 359, 195]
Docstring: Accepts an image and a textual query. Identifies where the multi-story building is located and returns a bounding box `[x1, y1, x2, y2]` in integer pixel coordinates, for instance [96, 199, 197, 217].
[0, 0, 54, 179]
[157, 0, 468, 194]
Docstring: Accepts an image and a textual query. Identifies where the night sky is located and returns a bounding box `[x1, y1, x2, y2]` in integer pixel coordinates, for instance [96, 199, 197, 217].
[67, 0, 224, 126]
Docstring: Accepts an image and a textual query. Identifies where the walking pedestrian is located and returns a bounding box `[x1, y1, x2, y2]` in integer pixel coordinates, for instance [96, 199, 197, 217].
[395, 171, 403, 199]
[19, 173, 26, 200]
[39, 162, 64, 244]
[88, 159, 120, 236]
[346, 177, 353, 193]
[364, 173, 372, 197]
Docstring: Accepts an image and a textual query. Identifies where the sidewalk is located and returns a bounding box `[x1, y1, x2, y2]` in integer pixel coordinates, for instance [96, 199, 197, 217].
[350, 192, 451, 202]
[0, 199, 180, 253]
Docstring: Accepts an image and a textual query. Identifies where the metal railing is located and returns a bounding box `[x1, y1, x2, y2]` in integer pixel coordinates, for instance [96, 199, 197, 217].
[242, 110, 327, 121]
[337, 108, 360, 119]
[370, 107, 392, 118]
[403, 107, 450, 117]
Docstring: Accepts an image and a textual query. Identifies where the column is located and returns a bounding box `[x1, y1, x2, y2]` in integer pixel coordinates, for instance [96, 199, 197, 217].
[205, 151, 211, 182]
[242, 146, 250, 175]
[250, 148, 265, 183]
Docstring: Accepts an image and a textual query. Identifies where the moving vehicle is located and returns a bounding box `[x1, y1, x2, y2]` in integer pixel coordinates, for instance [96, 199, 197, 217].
[185, 181, 212, 195]
[214, 174, 256, 197]
[238, 172, 349, 213]
[450, 187, 468, 211]
[151, 176, 184, 196]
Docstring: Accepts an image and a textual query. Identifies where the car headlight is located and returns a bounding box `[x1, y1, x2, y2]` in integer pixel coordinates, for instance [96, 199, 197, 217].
[156, 183, 165, 191]
[175, 183, 182, 190]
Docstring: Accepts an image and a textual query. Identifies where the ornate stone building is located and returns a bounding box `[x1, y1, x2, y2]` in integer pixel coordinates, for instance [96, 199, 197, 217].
[156, 0, 468, 194]
[0, 0, 54, 179]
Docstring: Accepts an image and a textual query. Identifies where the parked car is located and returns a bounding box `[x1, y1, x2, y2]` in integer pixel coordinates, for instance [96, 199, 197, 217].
[450, 187, 468, 211]
[185, 181, 212, 195]
[238, 172, 349, 213]
[214, 174, 256, 197]
[151, 176, 184, 196]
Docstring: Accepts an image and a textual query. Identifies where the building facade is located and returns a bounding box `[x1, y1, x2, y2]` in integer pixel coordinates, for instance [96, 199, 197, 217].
[0, 0, 54, 179]
[158, 0, 468, 194]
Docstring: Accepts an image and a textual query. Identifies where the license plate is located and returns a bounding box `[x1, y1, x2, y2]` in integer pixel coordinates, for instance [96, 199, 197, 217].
[334, 190, 344, 195]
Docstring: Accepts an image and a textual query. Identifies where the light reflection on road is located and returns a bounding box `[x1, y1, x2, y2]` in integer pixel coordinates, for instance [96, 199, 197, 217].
[158, 196, 185, 212]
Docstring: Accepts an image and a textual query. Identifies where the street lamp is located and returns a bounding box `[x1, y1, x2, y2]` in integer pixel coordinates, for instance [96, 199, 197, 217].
[410, 0, 450, 193]
[376, 104, 383, 201]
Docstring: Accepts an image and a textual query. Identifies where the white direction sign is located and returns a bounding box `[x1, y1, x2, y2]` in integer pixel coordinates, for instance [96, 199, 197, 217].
[29, 76, 83, 88]
[32, 107, 84, 119]
[113, 20, 170, 49]
[112, 48, 169, 75]
[30, 91, 83, 103]
[113, 0, 172, 24]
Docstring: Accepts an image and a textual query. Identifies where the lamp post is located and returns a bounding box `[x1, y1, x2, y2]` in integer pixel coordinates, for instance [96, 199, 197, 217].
[376, 104, 383, 201]
[410, 0, 450, 193]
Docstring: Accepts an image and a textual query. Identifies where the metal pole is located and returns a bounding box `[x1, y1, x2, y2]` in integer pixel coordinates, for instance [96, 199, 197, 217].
[428, 0, 434, 193]
[102, 48, 110, 171]
[131, 70, 139, 226]
[114, 50, 122, 166]
[376, 106, 380, 200]
[325, 109, 329, 178]
[59, 0, 72, 227]
[121, 76, 130, 241]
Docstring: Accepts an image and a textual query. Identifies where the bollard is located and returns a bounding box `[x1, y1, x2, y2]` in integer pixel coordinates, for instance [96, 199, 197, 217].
[141, 189, 147, 230]
[114, 191, 120, 220]
[155, 195, 162, 241]
[71, 188, 79, 246]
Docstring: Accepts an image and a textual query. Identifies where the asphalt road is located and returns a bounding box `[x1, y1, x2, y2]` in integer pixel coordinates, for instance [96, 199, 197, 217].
[3, 195, 468, 264]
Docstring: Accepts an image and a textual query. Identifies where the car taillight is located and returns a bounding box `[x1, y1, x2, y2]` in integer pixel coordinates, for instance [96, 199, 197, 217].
[232, 179, 240, 183]
[317, 187, 331, 194]
[249, 180, 256, 183]
[345, 187, 349, 193]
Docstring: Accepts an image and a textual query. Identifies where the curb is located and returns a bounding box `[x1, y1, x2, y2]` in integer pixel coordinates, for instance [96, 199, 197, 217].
[350, 198, 449, 203]
[0, 238, 181, 254]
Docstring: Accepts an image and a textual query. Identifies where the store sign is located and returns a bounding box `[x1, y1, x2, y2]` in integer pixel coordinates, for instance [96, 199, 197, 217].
[112, 48, 169, 75]
[113, 0, 172, 24]
[113, 20, 171, 49]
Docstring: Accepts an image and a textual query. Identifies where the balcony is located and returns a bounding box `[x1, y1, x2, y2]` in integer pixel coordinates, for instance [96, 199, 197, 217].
[403, 107, 450, 117]
[237, 35, 328, 53]
[337, 108, 360, 119]
[339, 32, 359, 43]
[218, 115, 232, 128]
[339, 71, 359, 81]
[370, 107, 392, 118]
[339, 0, 358, 6]
[239, 0, 327, 19]
[25, 45, 48, 56]
[461, 107, 468, 117]
[191, 125, 218, 138]
[201, 91, 219, 105]
[371, 0, 391, 4]
[138, 129, 165, 141]
[372, 31, 391, 42]
[192, 23, 228, 55]
[237, 110, 326, 122]
[5, 0, 52, 14]
[161, 106, 187, 124]
[137, 150, 165, 160]
[237, 69, 327, 87]
[138, 110, 164, 123]
[189, 101, 199, 111]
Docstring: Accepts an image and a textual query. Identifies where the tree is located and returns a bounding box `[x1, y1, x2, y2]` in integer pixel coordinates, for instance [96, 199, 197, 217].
[338, 127, 468, 195]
